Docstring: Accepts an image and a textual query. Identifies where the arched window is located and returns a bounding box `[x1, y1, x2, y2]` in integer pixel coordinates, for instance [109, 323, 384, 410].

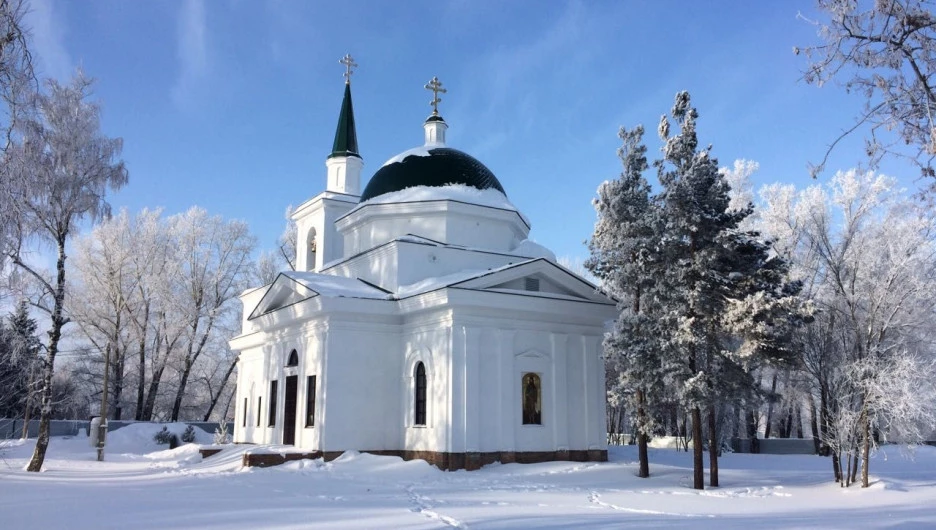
[306, 228, 317, 271]
[286, 349, 299, 367]
[414, 362, 427, 426]
[522, 373, 541, 425]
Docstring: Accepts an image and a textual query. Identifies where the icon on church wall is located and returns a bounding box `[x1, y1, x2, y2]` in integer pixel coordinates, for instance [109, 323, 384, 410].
[522, 373, 541, 425]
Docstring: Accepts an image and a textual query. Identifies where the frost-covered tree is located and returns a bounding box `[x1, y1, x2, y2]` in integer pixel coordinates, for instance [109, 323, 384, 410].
[167, 207, 254, 421]
[0, 0, 35, 285]
[798, 0, 936, 181]
[0, 0, 32, 132]
[279, 205, 297, 271]
[3, 73, 128, 471]
[590, 95, 804, 489]
[68, 207, 254, 423]
[652, 92, 803, 489]
[69, 209, 140, 421]
[759, 169, 936, 487]
[0, 300, 40, 420]
[587, 124, 660, 478]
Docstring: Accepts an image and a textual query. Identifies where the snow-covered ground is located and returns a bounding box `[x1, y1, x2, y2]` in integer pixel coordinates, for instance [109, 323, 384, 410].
[1, 425, 934, 529]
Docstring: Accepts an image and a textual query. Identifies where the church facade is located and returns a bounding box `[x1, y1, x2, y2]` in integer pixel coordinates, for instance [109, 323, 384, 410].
[230, 61, 616, 470]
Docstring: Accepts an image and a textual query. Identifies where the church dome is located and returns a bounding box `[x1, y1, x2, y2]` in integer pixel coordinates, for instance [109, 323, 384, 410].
[360, 147, 506, 202]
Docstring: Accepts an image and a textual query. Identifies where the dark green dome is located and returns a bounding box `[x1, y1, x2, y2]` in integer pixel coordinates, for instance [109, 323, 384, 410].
[360, 147, 505, 202]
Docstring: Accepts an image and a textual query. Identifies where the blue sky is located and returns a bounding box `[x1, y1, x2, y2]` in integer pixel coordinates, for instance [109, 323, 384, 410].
[22, 0, 921, 263]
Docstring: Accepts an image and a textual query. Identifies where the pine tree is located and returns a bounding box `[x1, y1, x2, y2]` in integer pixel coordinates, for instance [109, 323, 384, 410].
[0, 300, 41, 418]
[653, 92, 804, 489]
[4, 73, 128, 471]
[587, 125, 662, 478]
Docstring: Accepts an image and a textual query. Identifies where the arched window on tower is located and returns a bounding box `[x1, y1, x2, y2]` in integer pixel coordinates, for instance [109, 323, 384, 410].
[414, 362, 427, 426]
[522, 373, 541, 425]
[306, 228, 317, 271]
[286, 349, 298, 367]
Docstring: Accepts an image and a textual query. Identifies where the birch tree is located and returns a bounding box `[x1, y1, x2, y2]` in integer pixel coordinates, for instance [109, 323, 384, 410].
[167, 207, 254, 421]
[1, 0, 35, 284]
[759, 169, 936, 487]
[4, 73, 128, 472]
[69, 210, 139, 420]
[797, 0, 936, 181]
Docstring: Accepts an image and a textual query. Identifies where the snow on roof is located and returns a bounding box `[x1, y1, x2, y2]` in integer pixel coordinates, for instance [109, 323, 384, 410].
[512, 239, 556, 262]
[281, 271, 390, 299]
[395, 259, 536, 299]
[349, 184, 529, 224]
[381, 145, 432, 167]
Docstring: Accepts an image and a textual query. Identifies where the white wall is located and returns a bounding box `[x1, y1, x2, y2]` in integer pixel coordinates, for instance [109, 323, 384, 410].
[325, 240, 532, 293]
[319, 323, 403, 451]
[337, 201, 529, 258]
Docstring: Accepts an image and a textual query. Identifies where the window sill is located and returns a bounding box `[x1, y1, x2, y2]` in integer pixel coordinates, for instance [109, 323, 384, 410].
[409, 424, 428, 429]
[521, 424, 545, 428]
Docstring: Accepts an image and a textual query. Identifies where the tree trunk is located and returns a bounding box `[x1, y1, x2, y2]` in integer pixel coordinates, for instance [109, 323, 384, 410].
[708, 404, 719, 487]
[134, 339, 146, 420]
[808, 392, 821, 454]
[636, 387, 649, 478]
[746, 408, 758, 438]
[111, 341, 123, 420]
[782, 402, 794, 439]
[845, 450, 852, 487]
[134, 301, 150, 420]
[203, 357, 238, 422]
[26, 237, 68, 472]
[819, 386, 832, 457]
[170, 358, 194, 421]
[171, 314, 216, 421]
[98, 342, 111, 462]
[861, 404, 870, 487]
[21, 363, 34, 439]
[21, 392, 31, 439]
[691, 406, 704, 490]
[142, 363, 166, 421]
[850, 445, 859, 485]
[764, 372, 778, 438]
[831, 449, 842, 483]
[794, 402, 804, 439]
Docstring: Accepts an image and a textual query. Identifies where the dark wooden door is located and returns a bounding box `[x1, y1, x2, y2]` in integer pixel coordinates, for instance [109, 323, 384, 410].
[283, 375, 298, 445]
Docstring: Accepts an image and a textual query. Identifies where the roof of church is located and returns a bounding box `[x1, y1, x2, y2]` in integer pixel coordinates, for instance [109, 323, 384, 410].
[329, 83, 360, 159]
[359, 147, 505, 202]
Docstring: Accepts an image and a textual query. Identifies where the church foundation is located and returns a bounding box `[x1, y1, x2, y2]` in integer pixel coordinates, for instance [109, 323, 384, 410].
[236, 448, 608, 470]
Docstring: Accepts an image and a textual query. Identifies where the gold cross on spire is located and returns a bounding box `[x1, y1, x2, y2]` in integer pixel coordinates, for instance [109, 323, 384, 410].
[424, 76, 447, 115]
[340, 54, 357, 84]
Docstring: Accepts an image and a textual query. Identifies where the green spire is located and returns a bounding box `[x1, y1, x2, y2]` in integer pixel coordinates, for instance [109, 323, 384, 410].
[329, 83, 360, 159]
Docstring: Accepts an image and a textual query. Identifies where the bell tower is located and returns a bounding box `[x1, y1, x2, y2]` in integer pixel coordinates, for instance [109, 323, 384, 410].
[293, 54, 362, 272]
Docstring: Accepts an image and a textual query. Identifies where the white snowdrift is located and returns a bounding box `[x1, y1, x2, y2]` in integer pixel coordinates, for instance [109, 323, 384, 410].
[2, 434, 936, 529]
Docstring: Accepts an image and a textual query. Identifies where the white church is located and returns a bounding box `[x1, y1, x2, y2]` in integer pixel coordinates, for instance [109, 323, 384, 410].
[229, 57, 617, 470]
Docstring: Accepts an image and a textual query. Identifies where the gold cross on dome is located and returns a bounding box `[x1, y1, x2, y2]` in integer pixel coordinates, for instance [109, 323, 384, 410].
[340, 54, 357, 84]
[424, 76, 447, 115]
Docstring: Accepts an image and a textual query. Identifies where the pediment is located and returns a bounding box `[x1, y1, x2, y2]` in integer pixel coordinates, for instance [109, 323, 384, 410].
[248, 272, 389, 319]
[515, 349, 549, 360]
[248, 274, 318, 319]
[451, 259, 614, 304]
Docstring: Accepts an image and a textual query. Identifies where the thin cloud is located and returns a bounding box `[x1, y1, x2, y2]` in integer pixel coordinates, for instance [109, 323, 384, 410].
[25, 0, 73, 80]
[171, 0, 209, 109]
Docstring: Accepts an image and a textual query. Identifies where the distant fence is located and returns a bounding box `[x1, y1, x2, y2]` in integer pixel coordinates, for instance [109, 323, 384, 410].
[0, 419, 233, 440]
[608, 432, 818, 455]
[732, 438, 816, 455]
[0, 418, 83, 439]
